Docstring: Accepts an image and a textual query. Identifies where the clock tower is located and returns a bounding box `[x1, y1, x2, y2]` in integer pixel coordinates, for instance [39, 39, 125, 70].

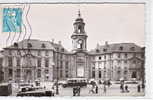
[71, 10, 88, 52]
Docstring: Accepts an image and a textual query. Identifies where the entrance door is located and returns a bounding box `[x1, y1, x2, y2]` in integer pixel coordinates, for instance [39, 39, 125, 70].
[77, 64, 84, 77]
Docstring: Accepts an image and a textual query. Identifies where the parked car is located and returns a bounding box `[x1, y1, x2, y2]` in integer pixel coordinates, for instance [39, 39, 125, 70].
[17, 89, 55, 97]
[62, 78, 87, 88]
[0, 83, 12, 96]
[18, 83, 34, 92]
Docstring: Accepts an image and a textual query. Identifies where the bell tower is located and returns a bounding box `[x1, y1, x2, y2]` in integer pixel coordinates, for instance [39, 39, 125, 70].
[71, 10, 88, 52]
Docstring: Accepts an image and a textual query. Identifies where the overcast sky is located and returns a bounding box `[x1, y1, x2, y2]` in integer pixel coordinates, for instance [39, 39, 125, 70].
[0, 4, 144, 51]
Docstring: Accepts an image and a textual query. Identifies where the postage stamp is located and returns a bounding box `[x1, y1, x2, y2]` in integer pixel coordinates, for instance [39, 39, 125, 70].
[3, 8, 22, 32]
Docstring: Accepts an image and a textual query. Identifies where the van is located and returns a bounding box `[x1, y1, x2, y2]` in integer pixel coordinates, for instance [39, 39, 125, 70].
[62, 78, 87, 88]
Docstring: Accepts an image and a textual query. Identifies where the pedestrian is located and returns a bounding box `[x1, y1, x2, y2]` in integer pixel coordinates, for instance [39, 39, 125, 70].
[142, 83, 145, 92]
[95, 85, 98, 94]
[77, 86, 81, 96]
[103, 85, 106, 93]
[125, 85, 129, 92]
[120, 84, 124, 93]
[89, 85, 95, 94]
[137, 84, 141, 92]
[73, 87, 76, 96]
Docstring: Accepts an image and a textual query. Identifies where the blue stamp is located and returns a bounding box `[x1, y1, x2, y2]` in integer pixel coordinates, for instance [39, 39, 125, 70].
[3, 8, 22, 32]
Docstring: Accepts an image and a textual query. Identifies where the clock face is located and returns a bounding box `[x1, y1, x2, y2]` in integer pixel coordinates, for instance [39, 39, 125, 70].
[78, 39, 83, 44]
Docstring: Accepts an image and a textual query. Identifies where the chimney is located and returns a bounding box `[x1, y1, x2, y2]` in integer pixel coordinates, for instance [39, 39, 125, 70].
[58, 41, 61, 45]
[105, 41, 109, 46]
[96, 43, 100, 49]
[51, 38, 54, 44]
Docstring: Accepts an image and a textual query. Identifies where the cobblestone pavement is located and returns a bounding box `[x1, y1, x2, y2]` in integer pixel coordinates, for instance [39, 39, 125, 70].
[55, 84, 145, 96]
[11, 83, 145, 97]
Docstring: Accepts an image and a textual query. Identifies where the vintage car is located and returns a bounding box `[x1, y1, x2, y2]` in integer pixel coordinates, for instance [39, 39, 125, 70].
[17, 89, 55, 97]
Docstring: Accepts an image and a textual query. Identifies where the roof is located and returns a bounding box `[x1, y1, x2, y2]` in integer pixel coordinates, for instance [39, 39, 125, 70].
[4, 39, 68, 52]
[89, 43, 144, 54]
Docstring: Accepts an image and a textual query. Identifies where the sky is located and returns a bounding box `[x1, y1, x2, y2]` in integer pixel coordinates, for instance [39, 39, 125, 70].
[0, 4, 145, 51]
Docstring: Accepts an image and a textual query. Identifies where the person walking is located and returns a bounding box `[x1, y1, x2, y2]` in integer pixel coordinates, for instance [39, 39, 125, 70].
[103, 85, 106, 94]
[89, 84, 95, 94]
[137, 84, 141, 92]
[77, 86, 81, 96]
[73, 87, 76, 96]
[125, 85, 129, 92]
[95, 85, 98, 94]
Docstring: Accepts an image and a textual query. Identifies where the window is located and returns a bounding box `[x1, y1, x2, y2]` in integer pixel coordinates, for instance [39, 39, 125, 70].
[16, 58, 20, 66]
[133, 53, 136, 57]
[96, 49, 100, 53]
[45, 51, 49, 56]
[60, 61, 63, 68]
[131, 71, 137, 78]
[61, 48, 64, 52]
[38, 51, 41, 56]
[124, 60, 127, 64]
[0, 58, 3, 66]
[14, 43, 18, 47]
[8, 57, 13, 66]
[118, 53, 121, 58]
[60, 70, 63, 77]
[37, 69, 41, 78]
[119, 46, 123, 50]
[118, 60, 121, 64]
[37, 58, 41, 67]
[104, 55, 106, 59]
[66, 74, 68, 78]
[99, 56, 101, 60]
[103, 48, 107, 52]
[65, 61, 68, 69]
[8, 50, 12, 55]
[125, 53, 127, 58]
[117, 70, 121, 74]
[124, 70, 127, 75]
[41, 43, 46, 48]
[133, 60, 136, 64]
[130, 47, 135, 51]
[16, 69, 20, 77]
[99, 71, 101, 78]
[141, 54, 144, 58]
[8, 69, 12, 77]
[27, 43, 32, 48]
[45, 58, 49, 67]
[45, 69, 49, 74]
[92, 71, 95, 78]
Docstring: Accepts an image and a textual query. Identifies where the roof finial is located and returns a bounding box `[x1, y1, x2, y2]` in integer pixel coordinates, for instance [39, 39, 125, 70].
[78, 9, 81, 17]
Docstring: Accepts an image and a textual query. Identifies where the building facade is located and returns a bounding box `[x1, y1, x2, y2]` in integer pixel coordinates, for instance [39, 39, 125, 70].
[0, 12, 145, 83]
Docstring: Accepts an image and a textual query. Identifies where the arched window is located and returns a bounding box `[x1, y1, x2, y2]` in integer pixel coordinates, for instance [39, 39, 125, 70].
[131, 71, 137, 78]
[96, 49, 100, 53]
[119, 46, 123, 50]
[41, 43, 46, 48]
[130, 47, 135, 51]
[27, 43, 32, 48]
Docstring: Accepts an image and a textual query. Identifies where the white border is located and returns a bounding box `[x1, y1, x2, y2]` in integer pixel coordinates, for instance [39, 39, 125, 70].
[0, 0, 152, 100]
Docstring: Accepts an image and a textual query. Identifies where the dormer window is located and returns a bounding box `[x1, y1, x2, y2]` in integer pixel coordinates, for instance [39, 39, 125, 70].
[119, 46, 123, 50]
[61, 48, 64, 52]
[8, 50, 12, 55]
[96, 49, 100, 53]
[14, 42, 18, 47]
[41, 43, 46, 48]
[99, 56, 101, 60]
[27, 43, 32, 48]
[103, 48, 107, 52]
[130, 47, 135, 51]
